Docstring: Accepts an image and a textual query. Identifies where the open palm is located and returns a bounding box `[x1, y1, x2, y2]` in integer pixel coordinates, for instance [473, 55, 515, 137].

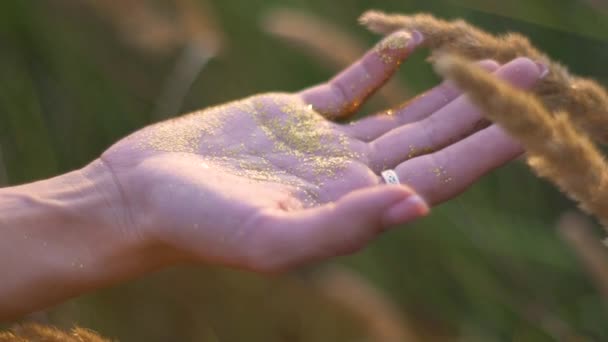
[100, 31, 543, 272]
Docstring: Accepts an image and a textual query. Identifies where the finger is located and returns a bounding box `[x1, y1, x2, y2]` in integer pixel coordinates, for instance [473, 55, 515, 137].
[395, 124, 523, 206]
[343, 60, 501, 141]
[368, 57, 543, 171]
[244, 185, 428, 272]
[299, 30, 423, 120]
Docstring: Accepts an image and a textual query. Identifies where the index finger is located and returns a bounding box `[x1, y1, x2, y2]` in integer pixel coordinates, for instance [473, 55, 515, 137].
[299, 30, 423, 120]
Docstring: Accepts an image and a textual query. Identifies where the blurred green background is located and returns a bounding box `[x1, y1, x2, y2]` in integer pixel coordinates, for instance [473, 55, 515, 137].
[1, 0, 608, 340]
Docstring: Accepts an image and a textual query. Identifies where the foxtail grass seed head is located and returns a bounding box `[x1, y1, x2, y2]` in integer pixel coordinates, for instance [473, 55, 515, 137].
[360, 11, 608, 145]
[435, 54, 608, 232]
[1, 323, 109, 342]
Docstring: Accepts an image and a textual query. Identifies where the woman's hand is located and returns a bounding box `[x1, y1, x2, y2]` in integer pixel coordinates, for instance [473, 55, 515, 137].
[0, 30, 545, 320]
[99, 31, 544, 272]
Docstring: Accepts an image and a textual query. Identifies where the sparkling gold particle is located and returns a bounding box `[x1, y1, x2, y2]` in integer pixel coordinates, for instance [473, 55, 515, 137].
[407, 145, 417, 159]
[386, 109, 394, 116]
[379, 55, 395, 64]
[207, 155, 308, 188]
[300, 188, 321, 208]
[349, 100, 361, 111]
[375, 32, 411, 64]
[141, 106, 231, 153]
[431, 166, 453, 184]
[380, 33, 411, 50]
[141, 93, 360, 189]
[249, 95, 359, 180]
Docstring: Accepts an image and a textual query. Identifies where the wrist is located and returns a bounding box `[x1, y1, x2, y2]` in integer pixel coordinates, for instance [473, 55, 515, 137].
[0, 161, 167, 318]
[76, 159, 176, 280]
[79, 159, 134, 243]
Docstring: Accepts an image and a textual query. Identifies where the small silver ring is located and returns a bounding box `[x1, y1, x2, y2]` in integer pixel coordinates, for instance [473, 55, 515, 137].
[381, 170, 400, 184]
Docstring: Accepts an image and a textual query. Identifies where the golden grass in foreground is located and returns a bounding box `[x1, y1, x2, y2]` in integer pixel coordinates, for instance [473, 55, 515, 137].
[558, 212, 608, 303]
[434, 55, 608, 232]
[0, 323, 109, 342]
[360, 11, 608, 145]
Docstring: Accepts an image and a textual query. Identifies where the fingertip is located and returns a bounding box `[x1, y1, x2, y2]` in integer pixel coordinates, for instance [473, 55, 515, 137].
[477, 59, 500, 72]
[382, 194, 429, 227]
[494, 57, 544, 89]
[374, 30, 424, 61]
[507, 57, 542, 78]
[412, 30, 425, 45]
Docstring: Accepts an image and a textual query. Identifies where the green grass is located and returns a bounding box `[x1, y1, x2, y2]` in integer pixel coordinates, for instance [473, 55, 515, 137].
[1, 0, 607, 340]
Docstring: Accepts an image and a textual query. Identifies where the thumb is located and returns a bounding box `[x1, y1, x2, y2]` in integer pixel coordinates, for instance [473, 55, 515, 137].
[249, 185, 429, 272]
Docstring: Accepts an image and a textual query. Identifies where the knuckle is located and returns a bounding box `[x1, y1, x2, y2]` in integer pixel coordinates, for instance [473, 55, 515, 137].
[329, 81, 352, 113]
[420, 116, 439, 148]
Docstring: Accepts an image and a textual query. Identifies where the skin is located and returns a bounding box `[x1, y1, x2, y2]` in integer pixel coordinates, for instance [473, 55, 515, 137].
[0, 31, 544, 320]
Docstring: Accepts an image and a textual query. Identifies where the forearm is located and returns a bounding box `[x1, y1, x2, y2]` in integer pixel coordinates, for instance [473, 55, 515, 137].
[0, 160, 161, 320]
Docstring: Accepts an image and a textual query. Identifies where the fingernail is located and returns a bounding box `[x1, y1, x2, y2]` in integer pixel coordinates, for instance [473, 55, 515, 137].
[377, 31, 412, 51]
[476, 59, 501, 72]
[410, 30, 424, 45]
[535, 61, 549, 79]
[383, 194, 429, 228]
[376, 30, 423, 53]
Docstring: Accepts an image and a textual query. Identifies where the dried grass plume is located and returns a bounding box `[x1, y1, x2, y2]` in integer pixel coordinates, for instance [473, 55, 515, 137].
[434, 54, 608, 232]
[0, 323, 109, 342]
[360, 11, 608, 144]
[558, 211, 608, 303]
[314, 266, 421, 342]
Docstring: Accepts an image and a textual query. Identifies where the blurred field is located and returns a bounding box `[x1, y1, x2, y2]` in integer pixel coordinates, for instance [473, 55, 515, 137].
[1, 0, 608, 340]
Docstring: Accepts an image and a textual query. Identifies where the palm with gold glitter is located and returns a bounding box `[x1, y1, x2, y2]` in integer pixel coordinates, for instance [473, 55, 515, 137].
[98, 31, 543, 271]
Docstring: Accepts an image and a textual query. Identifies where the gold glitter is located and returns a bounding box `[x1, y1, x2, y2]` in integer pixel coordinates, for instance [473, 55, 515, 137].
[407, 145, 417, 159]
[137, 93, 359, 205]
[375, 32, 411, 64]
[248, 94, 359, 179]
[407, 145, 433, 159]
[380, 33, 411, 50]
[140, 103, 235, 153]
[431, 166, 453, 184]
